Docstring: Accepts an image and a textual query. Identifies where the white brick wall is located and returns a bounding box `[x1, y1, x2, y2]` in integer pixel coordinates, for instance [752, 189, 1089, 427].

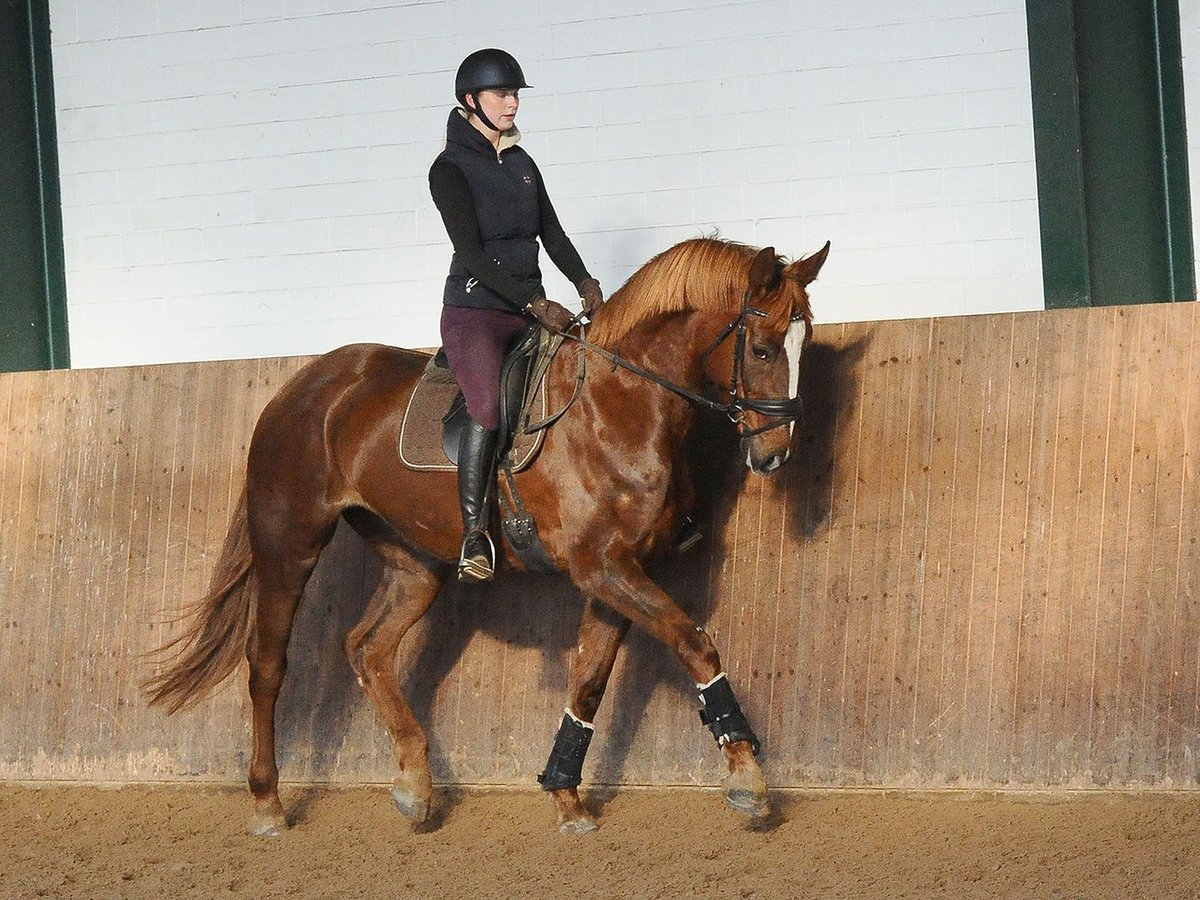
[52, 0, 1047, 367]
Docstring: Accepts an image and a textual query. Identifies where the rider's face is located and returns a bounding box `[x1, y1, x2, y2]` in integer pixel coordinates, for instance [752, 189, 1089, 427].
[470, 88, 520, 132]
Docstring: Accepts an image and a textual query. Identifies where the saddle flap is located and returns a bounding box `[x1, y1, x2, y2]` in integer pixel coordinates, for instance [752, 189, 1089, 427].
[497, 323, 542, 452]
[398, 330, 555, 473]
[441, 392, 467, 465]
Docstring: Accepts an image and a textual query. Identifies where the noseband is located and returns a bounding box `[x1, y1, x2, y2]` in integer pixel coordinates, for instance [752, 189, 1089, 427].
[557, 290, 806, 440]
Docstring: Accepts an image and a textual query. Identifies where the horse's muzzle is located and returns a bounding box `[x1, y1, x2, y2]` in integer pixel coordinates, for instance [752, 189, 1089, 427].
[753, 452, 786, 475]
[743, 438, 790, 475]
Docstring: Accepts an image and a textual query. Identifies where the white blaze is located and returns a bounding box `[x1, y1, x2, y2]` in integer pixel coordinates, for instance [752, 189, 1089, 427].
[783, 319, 806, 440]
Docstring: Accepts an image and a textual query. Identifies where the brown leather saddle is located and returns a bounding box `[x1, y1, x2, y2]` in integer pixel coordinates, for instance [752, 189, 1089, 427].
[397, 324, 552, 472]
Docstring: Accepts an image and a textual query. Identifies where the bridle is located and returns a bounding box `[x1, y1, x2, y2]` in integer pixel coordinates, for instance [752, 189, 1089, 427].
[697, 290, 808, 435]
[551, 288, 807, 439]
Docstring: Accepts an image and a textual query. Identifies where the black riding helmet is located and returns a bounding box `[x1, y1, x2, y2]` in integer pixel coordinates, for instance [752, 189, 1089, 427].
[455, 48, 530, 132]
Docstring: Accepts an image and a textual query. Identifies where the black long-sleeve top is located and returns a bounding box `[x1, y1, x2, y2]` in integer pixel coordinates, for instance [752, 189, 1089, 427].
[429, 109, 591, 313]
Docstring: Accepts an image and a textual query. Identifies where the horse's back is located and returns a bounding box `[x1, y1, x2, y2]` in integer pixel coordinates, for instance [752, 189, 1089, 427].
[263, 343, 427, 409]
[252, 342, 429, 466]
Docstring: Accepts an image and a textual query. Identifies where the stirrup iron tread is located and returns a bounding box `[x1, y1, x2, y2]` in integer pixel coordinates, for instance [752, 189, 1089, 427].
[458, 529, 496, 582]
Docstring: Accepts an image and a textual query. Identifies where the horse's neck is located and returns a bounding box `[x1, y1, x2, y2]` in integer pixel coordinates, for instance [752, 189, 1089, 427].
[601, 312, 705, 387]
[563, 312, 707, 431]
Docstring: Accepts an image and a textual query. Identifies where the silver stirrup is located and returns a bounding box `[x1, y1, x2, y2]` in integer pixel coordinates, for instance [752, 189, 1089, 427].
[458, 530, 496, 582]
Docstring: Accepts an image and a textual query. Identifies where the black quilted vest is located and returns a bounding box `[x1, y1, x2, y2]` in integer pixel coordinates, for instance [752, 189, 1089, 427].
[437, 111, 543, 311]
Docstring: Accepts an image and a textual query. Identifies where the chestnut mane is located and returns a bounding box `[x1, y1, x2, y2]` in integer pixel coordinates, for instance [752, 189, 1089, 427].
[586, 237, 812, 347]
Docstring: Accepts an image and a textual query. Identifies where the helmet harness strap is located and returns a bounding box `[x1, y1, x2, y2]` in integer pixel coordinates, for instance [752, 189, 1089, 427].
[464, 92, 502, 134]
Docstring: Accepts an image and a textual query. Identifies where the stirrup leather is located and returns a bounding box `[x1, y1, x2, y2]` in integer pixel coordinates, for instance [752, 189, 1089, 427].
[458, 528, 496, 582]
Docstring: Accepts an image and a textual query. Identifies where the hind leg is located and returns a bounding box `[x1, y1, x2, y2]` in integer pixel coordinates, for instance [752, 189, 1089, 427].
[245, 510, 336, 837]
[245, 567, 320, 835]
[542, 598, 630, 834]
[345, 545, 447, 826]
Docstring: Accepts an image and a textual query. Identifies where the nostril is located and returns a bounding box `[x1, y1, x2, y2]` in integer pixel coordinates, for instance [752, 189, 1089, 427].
[746, 448, 789, 475]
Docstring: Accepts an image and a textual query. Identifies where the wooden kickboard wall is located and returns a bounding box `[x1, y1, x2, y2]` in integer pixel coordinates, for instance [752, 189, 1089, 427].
[1, 302, 1197, 790]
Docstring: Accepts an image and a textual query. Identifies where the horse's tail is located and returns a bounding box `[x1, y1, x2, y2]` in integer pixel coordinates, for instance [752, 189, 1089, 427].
[143, 486, 257, 713]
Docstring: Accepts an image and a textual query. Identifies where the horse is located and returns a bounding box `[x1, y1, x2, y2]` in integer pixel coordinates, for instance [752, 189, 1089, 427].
[145, 236, 830, 835]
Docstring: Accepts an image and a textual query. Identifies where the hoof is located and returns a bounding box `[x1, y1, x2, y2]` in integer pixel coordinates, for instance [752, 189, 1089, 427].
[248, 813, 287, 837]
[549, 787, 597, 835]
[723, 767, 769, 820]
[724, 786, 769, 820]
[392, 787, 430, 823]
[558, 816, 599, 835]
[392, 784, 431, 824]
[248, 797, 288, 837]
[392, 768, 432, 825]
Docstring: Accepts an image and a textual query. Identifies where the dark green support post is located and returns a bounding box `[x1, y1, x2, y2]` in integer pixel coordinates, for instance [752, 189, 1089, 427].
[1026, 0, 1196, 308]
[1026, 0, 1092, 308]
[1, 0, 69, 372]
[1152, 0, 1196, 302]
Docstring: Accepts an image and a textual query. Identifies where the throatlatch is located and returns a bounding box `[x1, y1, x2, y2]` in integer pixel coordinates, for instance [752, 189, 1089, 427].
[537, 711, 595, 791]
[698, 673, 761, 756]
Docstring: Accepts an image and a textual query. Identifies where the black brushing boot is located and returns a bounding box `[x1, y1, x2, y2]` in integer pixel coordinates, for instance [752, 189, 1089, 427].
[457, 417, 498, 582]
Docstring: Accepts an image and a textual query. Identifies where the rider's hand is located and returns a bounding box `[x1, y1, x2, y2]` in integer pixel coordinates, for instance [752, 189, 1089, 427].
[525, 294, 574, 332]
[578, 278, 604, 314]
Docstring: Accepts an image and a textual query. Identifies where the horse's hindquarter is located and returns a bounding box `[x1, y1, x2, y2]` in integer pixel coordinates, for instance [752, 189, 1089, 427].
[246, 343, 459, 562]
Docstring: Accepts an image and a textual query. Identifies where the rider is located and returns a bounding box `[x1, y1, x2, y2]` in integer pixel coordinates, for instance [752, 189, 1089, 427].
[429, 48, 604, 583]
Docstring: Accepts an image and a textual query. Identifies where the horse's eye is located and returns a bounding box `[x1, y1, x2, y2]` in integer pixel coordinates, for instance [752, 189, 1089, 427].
[751, 345, 771, 361]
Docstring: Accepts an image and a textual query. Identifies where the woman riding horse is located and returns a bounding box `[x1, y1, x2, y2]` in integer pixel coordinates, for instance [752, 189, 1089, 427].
[144, 54, 834, 831]
[430, 48, 603, 582]
[145, 234, 828, 835]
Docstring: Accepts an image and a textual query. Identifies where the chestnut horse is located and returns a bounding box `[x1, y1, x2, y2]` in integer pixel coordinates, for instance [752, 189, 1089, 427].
[145, 236, 829, 835]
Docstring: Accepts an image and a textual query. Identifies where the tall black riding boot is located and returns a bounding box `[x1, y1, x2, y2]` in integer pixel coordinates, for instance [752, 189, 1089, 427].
[457, 418, 499, 582]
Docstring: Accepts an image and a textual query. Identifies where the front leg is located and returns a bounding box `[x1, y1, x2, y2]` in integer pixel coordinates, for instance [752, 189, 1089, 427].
[539, 599, 631, 833]
[699, 673, 768, 818]
[569, 554, 768, 822]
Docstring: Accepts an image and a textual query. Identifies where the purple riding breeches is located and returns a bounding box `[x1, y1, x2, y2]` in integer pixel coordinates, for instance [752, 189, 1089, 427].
[439, 306, 530, 431]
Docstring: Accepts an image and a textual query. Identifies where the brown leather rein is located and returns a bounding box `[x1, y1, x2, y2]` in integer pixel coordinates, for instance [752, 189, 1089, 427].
[538, 293, 806, 439]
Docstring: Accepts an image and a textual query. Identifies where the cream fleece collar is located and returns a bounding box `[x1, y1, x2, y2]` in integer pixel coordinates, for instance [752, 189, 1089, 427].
[456, 106, 521, 154]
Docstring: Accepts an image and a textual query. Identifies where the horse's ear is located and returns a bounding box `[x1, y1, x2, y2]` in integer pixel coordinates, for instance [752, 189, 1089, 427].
[787, 241, 831, 285]
[748, 246, 777, 294]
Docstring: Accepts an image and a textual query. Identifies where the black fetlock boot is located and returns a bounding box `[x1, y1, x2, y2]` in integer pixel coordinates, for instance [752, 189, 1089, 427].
[457, 418, 499, 582]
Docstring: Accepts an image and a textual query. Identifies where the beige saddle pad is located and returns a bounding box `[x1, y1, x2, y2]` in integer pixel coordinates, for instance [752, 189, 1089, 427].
[397, 354, 549, 472]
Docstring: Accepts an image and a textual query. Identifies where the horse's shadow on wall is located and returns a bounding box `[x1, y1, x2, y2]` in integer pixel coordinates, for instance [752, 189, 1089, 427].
[786, 334, 870, 539]
[275, 336, 866, 808]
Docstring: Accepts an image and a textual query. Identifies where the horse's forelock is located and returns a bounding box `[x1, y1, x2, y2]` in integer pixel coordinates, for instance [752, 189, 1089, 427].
[759, 261, 814, 336]
[784, 274, 814, 330]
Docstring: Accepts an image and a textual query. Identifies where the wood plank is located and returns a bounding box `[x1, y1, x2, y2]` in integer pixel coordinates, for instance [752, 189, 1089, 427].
[983, 311, 1039, 784]
[1011, 311, 1057, 783]
[1164, 302, 1200, 785]
[911, 315, 968, 783]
